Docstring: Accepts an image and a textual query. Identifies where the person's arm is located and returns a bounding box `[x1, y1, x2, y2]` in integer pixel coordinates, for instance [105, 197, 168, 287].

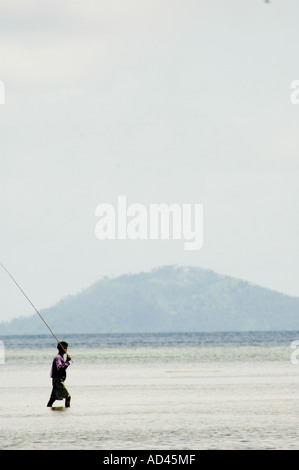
[55, 355, 70, 370]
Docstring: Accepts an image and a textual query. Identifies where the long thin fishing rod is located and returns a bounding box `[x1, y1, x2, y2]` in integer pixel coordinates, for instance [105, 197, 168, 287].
[0, 262, 71, 359]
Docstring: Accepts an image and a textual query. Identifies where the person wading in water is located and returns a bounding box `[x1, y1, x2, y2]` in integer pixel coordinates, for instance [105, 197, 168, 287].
[47, 341, 72, 408]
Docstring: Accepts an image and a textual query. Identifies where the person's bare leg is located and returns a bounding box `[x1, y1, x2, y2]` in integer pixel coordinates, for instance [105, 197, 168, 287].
[65, 396, 71, 407]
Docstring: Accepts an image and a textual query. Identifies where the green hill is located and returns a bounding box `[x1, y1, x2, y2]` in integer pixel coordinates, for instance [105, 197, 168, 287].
[1, 265, 298, 334]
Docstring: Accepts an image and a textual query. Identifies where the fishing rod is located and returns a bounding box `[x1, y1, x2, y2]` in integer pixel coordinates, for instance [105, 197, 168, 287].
[0, 262, 72, 361]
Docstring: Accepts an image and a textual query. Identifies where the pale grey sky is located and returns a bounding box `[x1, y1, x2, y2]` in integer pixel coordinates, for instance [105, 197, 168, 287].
[1, 0, 299, 322]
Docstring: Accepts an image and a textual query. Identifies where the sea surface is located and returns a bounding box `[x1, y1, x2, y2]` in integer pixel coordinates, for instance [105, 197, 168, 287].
[0, 331, 298, 450]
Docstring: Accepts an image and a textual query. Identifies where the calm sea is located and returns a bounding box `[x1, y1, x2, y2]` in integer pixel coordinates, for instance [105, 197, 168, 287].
[0, 331, 298, 450]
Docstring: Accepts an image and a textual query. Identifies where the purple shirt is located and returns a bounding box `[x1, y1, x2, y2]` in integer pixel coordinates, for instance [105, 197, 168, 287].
[50, 353, 70, 380]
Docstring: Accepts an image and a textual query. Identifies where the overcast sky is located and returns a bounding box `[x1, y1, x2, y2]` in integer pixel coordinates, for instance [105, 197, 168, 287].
[1, 0, 299, 322]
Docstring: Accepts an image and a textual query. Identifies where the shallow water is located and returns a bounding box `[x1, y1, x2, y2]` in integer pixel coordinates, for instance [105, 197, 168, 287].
[0, 332, 298, 450]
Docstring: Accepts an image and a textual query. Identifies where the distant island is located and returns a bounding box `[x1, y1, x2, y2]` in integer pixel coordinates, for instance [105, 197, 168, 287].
[0, 265, 298, 335]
